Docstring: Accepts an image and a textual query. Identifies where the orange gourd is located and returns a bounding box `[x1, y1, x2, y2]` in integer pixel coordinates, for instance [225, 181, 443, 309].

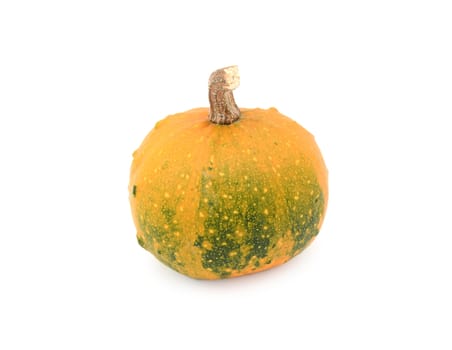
[129, 66, 328, 279]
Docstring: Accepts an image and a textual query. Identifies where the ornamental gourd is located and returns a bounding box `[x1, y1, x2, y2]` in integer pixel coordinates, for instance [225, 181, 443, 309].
[129, 66, 328, 279]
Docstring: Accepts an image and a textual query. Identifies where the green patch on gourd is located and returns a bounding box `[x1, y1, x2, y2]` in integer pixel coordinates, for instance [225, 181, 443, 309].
[195, 167, 277, 277]
[281, 173, 325, 256]
[137, 234, 145, 247]
[138, 202, 182, 268]
[195, 163, 325, 278]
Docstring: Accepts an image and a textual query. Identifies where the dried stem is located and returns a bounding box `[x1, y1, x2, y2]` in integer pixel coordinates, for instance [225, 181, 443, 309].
[208, 66, 241, 125]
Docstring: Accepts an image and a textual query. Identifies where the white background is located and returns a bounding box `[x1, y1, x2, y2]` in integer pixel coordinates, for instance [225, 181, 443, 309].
[1, 1, 451, 349]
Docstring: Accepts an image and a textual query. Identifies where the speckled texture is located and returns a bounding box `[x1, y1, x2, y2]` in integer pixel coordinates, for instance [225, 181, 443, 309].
[129, 108, 328, 279]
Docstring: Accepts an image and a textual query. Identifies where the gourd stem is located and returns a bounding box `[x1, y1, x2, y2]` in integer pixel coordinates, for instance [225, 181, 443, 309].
[208, 66, 241, 125]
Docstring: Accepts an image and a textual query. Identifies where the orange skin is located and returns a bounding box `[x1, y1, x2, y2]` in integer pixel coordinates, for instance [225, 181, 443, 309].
[129, 108, 328, 279]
